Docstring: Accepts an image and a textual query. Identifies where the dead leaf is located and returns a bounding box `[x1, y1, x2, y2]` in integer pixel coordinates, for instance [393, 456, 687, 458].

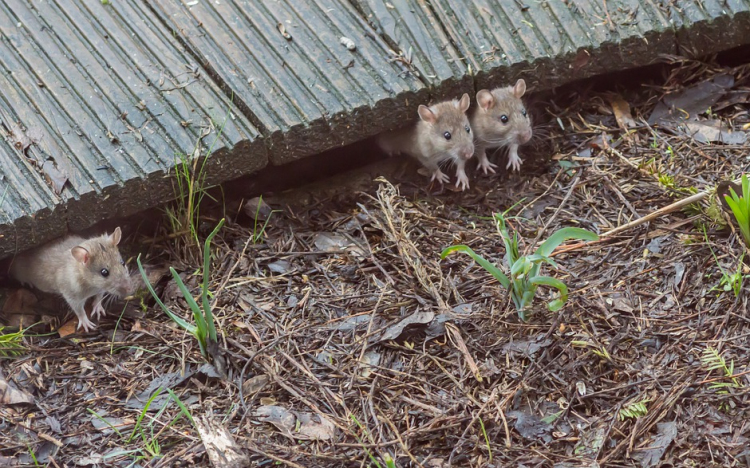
[632, 421, 677, 468]
[242, 374, 270, 396]
[194, 416, 249, 468]
[277, 22, 291, 40]
[3, 289, 38, 315]
[41, 160, 68, 194]
[508, 410, 553, 443]
[254, 405, 336, 440]
[680, 121, 747, 144]
[377, 310, 435, 343]
[9, 121, 33, 152]
[571, 49, 590, 70]
[0, 376, 34, 405]
[313, 232, 365, 257]
[359, 350, 381, 379]
[608, 95, 637, 129]
[648, 74, 735, 124]
[243, 197, 273, 221]
[503, 337, 552, 356]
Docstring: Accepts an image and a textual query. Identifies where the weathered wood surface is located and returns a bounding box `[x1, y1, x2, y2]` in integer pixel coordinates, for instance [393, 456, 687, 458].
[147, 0, 427, 165]
[0, 0, 263, 257]
[2, 0, 750, 257]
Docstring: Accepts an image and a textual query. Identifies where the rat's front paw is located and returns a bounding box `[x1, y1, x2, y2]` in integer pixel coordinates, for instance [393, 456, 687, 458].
[430, 169, 450, 185]
[76, 314, 97, 333]
[506, 153, 523, 172]
[478, 158, 497, 175]
[455, 171, 470, 191]
[91, 301, 106, 319]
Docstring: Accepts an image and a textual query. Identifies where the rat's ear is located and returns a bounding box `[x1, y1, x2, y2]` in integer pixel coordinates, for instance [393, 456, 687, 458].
[417, 105, 437, 124]
[110, 227, 122, 246]
[457, 93, 471, 113]
[71, 246, 90, 265]
[513, 79, 526, 98]
[476, 89, 494, 111]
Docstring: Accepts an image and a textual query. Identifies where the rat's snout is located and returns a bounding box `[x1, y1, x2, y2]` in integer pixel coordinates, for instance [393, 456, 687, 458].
[518, 128, 532, 144]
[459, 145, 474, 160]
[117, 276, 135, 297]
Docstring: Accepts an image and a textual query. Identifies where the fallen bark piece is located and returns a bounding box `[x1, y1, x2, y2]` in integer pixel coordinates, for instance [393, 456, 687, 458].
[195, 416, 249, 468]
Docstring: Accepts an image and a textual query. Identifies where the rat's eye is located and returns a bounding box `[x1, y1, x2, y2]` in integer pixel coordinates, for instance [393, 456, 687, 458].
[521, 109, 527, 117]
[465, 125, 471, 133]
[443, 131, 452, 140]
[500, 115, 509, 124]
[120, 260, 125, 266]
[101, 268, 110, 278]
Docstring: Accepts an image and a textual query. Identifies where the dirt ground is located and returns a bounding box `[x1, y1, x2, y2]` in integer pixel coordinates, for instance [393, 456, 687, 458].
[1, 56, 750, 467]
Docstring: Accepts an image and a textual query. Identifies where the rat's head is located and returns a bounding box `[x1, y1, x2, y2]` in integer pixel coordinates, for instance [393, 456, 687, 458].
[71, 227, 133, 297]
[417, 93, 475, 161]
[473, 79, 532, 146]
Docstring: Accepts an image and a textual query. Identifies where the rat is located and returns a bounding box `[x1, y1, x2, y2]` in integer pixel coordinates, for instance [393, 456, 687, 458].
[8, 227, 133, 332]
[378, 93, 475, 190]
[470, 79, 533, 174]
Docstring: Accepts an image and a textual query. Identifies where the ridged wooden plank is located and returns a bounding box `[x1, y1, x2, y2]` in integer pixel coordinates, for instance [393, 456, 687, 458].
[352, 0, 471, 99]
[427, 0, 673, 89]
[0, 0, 264, 257]
[147, 0, 426, 165]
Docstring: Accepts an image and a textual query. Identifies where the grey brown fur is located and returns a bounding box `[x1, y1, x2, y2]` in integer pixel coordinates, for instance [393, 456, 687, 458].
[378, 93, 475, 190]
[9, 227, 133, 332]
[470, 79, 533, 174]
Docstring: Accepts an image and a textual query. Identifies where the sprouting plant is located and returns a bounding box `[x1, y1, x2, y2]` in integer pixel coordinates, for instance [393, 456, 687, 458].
[618, 398, 650, 421]
[701, 347, 742, 391]
[137, 219, 224, 360]
[441, 212, 598, 321]
[250, 195, 277, 244]
[350, 414, 396, 468]
[165, 114, 228, 248]
[705, 227, 748, 298]
[571, 340, 612, 362]
[478, 417, 492, 463]
[0, 326, 27, 357]
[721, 174, 750, 248]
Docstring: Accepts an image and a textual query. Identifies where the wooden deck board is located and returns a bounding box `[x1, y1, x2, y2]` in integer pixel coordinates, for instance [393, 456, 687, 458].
[2, 0, 750, 257]
[147, 0, 427, 165]
[0, 0, 264, 256]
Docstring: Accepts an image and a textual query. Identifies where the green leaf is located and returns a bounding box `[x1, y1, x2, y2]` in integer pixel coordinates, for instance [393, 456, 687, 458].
[530, 276, 569, 311]
[137, 256, 197, 335]
[201, 219, 224, 343]
[536, 228, 599, 257]
[441, 245, 511, 289]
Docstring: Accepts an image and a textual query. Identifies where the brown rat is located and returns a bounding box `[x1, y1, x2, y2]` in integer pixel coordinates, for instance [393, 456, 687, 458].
[9, 227, 133, 332]
[378, 93, 475, 190]
[470, 79, 532, 174]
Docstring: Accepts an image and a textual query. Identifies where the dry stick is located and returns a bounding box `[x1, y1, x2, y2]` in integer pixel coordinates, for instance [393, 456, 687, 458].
[552, 175, 744, 256]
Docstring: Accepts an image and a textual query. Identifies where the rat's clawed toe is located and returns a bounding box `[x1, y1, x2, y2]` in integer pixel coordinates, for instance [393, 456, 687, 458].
[478, 160, 497, 175]
[506, 154, 523, 172]
[430, 169, 450, 185]
[455, 171, 470, 191]
[76, 314, 96, 333]
[92, 302, 106, 319]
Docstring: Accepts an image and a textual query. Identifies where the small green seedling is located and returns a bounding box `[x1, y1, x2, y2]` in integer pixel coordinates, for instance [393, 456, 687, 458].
[722, 174, 750, 248]
[137, 219, 224, 359]
[441, 212, 598, 321]
[0, 326, 27, 357]
[618, 398, 650, 421]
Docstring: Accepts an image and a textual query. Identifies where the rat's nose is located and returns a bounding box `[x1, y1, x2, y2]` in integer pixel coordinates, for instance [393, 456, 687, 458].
[519, 129, 532, 144]
[460, 147, 474, 160]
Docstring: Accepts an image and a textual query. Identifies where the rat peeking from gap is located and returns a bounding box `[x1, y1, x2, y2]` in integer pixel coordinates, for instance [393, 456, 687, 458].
[470, 79, 533, 175]
[377, 93, 475, 191]
[9, 227, 134, 332]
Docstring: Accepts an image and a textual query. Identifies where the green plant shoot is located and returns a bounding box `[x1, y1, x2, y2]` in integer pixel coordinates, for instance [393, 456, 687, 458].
[722, 174, 750, 248]
[137, 219, 224, 359]
[441, 212, 598, 320]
